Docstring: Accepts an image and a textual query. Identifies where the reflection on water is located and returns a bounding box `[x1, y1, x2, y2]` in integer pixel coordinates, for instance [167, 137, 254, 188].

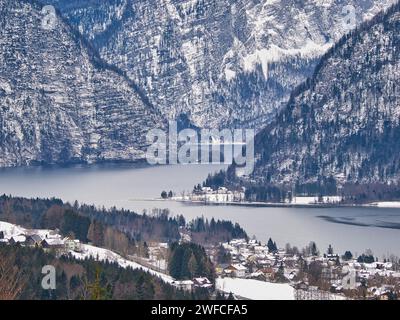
[0, 163, 400, 257]
[318, 215, 400, 230]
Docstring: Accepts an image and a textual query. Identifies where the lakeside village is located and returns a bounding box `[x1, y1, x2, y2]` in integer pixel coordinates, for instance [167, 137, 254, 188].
[2, 221, 400, 300]
[166, 186, 246, 203]
[160, 185, 342, 206]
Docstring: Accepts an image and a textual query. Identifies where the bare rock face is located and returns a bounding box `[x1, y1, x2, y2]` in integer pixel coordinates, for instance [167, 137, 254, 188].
[48, 0, 394, 129]
[0, 0, 162, 167]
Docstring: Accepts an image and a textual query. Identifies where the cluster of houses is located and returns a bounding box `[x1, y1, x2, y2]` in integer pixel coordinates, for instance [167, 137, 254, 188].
[2, 219, 399, 299]
[0, 229, 82, 253]
[211, 238, 400, 300]
[213, 239, 298, 282]
[172, 277, 214, 291]
[185, 187, 246, 203]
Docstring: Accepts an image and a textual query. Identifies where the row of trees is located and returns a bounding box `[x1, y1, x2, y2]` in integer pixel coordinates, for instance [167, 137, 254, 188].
[40, 205, 138, 256]
[189, 217, 248, 245]
[168, 242, 215, 282]
[0, 244, 197, 300]
[0, 195, 181, 254]
[161, 191, 173, 199]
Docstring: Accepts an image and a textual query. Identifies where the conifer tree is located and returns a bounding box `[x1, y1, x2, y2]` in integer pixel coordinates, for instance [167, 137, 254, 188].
[87, 268, 109, 300]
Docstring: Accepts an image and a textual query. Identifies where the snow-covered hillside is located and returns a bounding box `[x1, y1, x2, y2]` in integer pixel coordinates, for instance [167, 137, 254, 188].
[70, 243, 174, 283]
[0, 220, 174, 283]
[0, 221, 51, 239]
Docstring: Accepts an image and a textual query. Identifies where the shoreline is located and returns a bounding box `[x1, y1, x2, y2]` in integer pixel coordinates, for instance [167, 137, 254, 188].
[132, 198, 400, 209]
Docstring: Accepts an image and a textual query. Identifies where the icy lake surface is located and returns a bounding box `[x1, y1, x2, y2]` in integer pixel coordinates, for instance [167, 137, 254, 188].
[0, 163, 400, 258]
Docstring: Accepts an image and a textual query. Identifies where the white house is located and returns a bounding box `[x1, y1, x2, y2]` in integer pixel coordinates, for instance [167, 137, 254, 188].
[227, 264, 247, 278]
[172, 280, 194, 291]
[190, 187, 245, 203]
[9, 234, 26, 245]
[64, 238, 82, 252]
[193, 277, 213, 289]
[41, 238, 65, 249]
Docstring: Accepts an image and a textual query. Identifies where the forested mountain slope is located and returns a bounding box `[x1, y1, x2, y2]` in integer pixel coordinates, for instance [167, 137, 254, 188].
[248, 2, 400, 199]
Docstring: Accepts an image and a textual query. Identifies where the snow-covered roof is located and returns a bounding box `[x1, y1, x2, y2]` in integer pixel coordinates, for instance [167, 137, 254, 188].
[27, 234, 42, 242]
[64, 237, 80, 243]
[47, 233, 62, 240]
[231, 264, 247, 271]
[193, 277, 211, 284]
[250, 272, 263, 277]
[173, 280, 194, 285]
[11, 235, 26, 243]
[43, 238, 64, 246]
[257, 259, 271, 266]
[254, 246, 266, 251]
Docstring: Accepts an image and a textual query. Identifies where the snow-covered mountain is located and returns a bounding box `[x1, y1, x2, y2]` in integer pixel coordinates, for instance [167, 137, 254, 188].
[0, 0, 396, 168]
[46, 0, 394, 129]
[251, 2, 400, 192]
[0, 0, 162, 167]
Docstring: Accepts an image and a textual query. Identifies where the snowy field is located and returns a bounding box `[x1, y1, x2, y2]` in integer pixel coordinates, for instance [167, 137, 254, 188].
[291, 196, 342, 205]
[368, 202, 400, 208]
[216, 277, 295, 300]
[0, 221, 52, 239]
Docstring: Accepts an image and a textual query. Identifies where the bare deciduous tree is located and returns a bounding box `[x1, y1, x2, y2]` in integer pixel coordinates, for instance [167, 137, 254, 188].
[0, 252, 25, 300]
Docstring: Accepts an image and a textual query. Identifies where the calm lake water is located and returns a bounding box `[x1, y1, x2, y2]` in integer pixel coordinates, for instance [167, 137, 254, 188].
[0, 163, 399, 258]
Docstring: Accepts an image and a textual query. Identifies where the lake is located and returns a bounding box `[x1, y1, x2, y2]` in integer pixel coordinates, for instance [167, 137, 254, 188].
[0, 163, 399, 258]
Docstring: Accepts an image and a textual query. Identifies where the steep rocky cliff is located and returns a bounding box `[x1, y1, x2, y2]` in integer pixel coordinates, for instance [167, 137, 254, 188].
[0, 0, 162, 167]
[46, 0, 394, 129]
